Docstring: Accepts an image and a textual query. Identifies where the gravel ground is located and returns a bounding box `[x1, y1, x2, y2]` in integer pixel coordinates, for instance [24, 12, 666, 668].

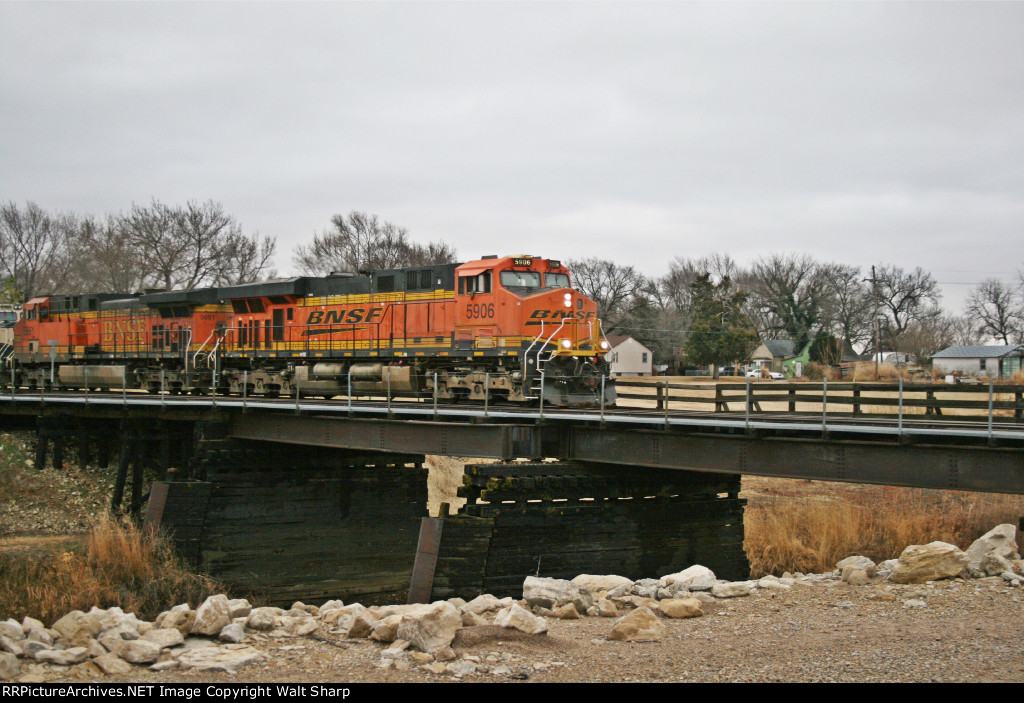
[24, 576, 1024, 684]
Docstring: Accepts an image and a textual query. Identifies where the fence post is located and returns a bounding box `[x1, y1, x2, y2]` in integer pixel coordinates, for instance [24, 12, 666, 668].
[656, 384, 664, 411]
[988, 377, 995, 440]
[433, 372, 438, 420]
[822, 377, 828, 435]
[898, 376, 903, 437]
[348, 368, 353, 414]
[663, 381, 669, 429]
[744, 377, 750, 431]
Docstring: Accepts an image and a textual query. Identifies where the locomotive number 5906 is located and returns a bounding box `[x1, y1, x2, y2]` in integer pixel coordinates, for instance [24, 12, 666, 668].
[465, 303, 494, 320]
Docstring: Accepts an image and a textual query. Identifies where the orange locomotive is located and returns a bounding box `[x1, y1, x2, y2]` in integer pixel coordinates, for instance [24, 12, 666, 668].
[7, 256, 616, 407]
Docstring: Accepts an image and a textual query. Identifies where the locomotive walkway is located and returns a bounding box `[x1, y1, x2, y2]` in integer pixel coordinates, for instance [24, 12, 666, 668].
[1, 381, 1022, 494]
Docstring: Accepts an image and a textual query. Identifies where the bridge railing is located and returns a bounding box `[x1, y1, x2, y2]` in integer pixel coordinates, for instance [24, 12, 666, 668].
[614, 379, 1024, 422]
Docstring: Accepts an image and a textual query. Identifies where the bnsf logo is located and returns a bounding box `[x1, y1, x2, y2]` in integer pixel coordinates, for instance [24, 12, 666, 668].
[306, 308, 384, 325]
[102, 319, 146, 343]
[529, 310, 596, 321]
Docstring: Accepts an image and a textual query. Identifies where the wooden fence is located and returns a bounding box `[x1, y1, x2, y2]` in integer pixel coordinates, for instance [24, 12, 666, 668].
[613, 379, 1024, 422]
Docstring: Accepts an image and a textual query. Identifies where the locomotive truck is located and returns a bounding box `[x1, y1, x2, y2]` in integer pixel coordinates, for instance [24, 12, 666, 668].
[6, 255, 616, 407]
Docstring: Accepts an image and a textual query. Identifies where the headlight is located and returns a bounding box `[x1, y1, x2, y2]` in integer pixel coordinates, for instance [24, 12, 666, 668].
[560, 339, 572, 349]
[563, 292, 572, 308]
[599, 340, 609, 350]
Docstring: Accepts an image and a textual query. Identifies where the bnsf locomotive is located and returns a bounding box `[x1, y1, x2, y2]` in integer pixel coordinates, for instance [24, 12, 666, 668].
[5, 255, 616, 407]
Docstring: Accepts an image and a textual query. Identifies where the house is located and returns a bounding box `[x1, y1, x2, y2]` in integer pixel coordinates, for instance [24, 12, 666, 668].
[930, 345, 1023, 379]
[606, 335, 653, 377]
[750, 339, 797, 373]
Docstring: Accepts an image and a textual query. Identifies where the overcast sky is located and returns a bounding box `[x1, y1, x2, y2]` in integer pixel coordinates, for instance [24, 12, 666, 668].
[2, 1, 1022, 311]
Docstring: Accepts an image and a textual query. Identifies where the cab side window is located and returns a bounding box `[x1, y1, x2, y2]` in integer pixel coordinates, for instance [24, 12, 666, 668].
[458, 272, 491, 294]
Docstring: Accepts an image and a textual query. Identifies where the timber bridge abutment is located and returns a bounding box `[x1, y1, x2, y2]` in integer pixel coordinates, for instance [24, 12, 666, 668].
[2, 390, 1022, 605]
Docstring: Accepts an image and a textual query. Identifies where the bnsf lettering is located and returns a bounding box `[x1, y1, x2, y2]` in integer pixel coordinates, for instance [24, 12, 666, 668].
[101, 319, 146, 343]
[529, 310, 596, 321]
[306, 308, 384, 326]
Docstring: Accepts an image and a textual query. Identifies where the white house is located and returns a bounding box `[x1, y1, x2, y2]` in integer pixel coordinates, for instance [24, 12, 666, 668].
[931, 345, 1023, 379]
[606, 335, 653, 377]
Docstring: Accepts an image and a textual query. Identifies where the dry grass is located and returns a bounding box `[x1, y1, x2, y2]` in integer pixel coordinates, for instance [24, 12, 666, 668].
[0, 515, 224, 624]
[849, 362, 912, 381]
[743, 478, 1024, 577]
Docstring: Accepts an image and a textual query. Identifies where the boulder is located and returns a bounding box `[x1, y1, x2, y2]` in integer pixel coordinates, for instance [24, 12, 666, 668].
[118, 640, 162, 664]
[981, 552, 1017, 577]
[93, 653, 133, 676]
[161, 610, 196, 638]
[966, 524, 1020, 573]
[608, 607, 666, 641]
[142, 628, 184, 649]
[218, 623, 246, 643]
[462, 594, 504, 615]
[523, 576, 593, 612]
[837, 556, 877, 577]
[757, 575, 792, 590]
[36, 646, 89, 666]
[52, 611, 102, 647]
[659, 598, 704, 618]
[630, 579, 661, 599]
[597, 598, 619, 618]
[711, 582, 751, 598]
[842, 568, 872, 586]
[97, 626, 138, 655]
[191, 595, 232, 636]
[553, 603, 581, 620]
[227, 599, 253, 619]
[0, 652, 21, 680]
[0, 620, 23, 641]
[494, 604, 548, 635]
[661, 565, 716, 592]
[571, 574, 633, 594]
[395, 602, 463, 654]
[461, 612, 488, 627]
[176, 645, 262, 673]
[890, 541, 970, 584]
[342, 613, 374, 639]
[245, 608, 277, 631]
[370, 615, 403, 642]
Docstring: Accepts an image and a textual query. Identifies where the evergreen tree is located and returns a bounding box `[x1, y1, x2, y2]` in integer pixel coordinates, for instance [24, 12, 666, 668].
[683, 274, 759, 375]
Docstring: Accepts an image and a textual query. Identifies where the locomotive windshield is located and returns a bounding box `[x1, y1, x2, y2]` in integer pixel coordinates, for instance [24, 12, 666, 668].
[500, 270, 571, 292]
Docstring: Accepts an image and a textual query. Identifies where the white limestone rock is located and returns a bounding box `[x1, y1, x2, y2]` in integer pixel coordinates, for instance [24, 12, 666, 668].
[659, 598, 704, 618]
[757, 575, 793, 590]
[36, 646, 89, 666]
[890, 542, 970, 584]
[981, 552, 1017, 577]
[842, 568, 872, 586]
[52, 611, 102, 647]
[191, 595, 232, 636]
[712, 582, 752, 598]
[0, 652, 20, 680]
[143, 628, 184, 649]
[0, 620, 24, 641]
[597, 599, 619, 618]
[160, 610, 196, 638]
[523, 576, 593, 612]
[176, 645, 262, 673]
[245, 608, 277, 631]
[493, 603, 549, 635]
[462, 594, 504, 615]
[370, 615, 403, 642]
[118, 640, 162, 664]
[837, 556, 877, 577]
[608, 607, 666, 641]
[218, 623, 246, 643]
[395, 602, 463, 654]
[630, 579, 661, 599]
[661, 565, 716, 592]
[0, 636, 23, 657]
[571, 574, 633, 594]
[227, 599, 252, 619]
[966, 524, 1020, 574]
[553, 603, 581, 620]
[92, 653, 132, 676]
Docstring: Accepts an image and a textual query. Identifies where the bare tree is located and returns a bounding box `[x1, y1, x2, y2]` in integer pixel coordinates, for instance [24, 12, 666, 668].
[566, 258, 649, 334]
[293, 211, 456, 275]
[966, 278, 1023, 344]
[946, 315, 985, 346]
[214, 231, 277, 286]
[73, 214, 147, 294]
[119, 199, 274, 290]
[896, 316, 956, 367]
[822, 264, 874, 352]
[746, 254, 836, 350]
[0, 201, 74, 299]
[874, 264, 941, 349]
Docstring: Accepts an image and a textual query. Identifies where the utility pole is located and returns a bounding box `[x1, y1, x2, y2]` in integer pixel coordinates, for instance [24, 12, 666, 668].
[864, 266, 881, 381]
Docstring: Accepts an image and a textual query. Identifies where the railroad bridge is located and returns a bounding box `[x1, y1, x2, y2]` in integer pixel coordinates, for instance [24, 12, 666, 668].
[2, 380, 1022, 605]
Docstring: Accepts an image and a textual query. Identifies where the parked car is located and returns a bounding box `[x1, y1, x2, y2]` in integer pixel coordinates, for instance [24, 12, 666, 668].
[746, 369, 785, 380]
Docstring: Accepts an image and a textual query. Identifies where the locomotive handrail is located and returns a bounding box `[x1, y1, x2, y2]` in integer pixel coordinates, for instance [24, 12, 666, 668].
[191, 331, 218, 370]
